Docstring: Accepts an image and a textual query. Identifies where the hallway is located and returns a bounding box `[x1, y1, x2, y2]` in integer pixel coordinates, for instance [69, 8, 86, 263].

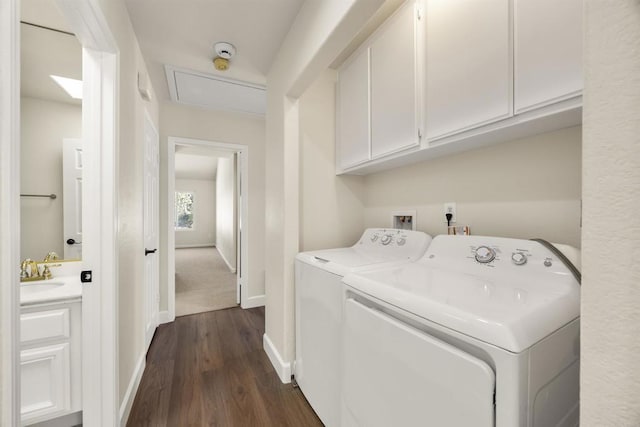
[175, 247, 238, 316]
[127, 307, 322, 426]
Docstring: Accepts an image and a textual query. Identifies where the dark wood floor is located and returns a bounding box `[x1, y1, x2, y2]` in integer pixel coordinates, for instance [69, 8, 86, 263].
[127, 307, 323, 427]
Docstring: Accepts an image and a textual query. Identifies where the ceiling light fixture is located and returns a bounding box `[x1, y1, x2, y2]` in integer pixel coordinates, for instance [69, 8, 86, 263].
[213, 42, 236, 71]
[50, 75, 83, 99]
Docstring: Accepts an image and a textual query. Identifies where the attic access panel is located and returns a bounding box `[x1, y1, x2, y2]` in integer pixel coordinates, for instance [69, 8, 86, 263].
[165, 65, 266, 115]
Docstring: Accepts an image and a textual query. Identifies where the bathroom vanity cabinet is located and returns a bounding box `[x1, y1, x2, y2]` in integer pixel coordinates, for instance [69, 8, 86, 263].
[20, 299, 82, 425]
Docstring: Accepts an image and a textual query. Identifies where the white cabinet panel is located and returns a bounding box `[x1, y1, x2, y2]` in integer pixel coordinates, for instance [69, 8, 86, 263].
[337, 48, 370, 169]
[370, 1, 419, 158]
[21, 343, 71, 423]
[514, 0, 583, 113]
[21, 308, 70, 344]
[426, 0, 512, 140]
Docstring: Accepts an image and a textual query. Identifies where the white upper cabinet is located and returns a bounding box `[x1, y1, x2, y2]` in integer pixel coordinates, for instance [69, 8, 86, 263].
[337, 47, 370, 170]
[425, 0, 512, 141]
[514, 0, 583, 113]
[370, 1, 420, 158]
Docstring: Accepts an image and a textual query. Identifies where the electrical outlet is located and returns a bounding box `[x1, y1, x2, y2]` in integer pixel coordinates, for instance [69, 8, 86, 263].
[444, 202, 457, 224]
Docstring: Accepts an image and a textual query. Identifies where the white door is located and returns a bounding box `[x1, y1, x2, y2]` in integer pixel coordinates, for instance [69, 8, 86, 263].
[514, 0, 583, 113]
[63, 139, 82, 259]
[143, 113, 159, 350]
[370, 0, 420, 158]
[426, 0, 512, 141]
[337, 47, 370, 170]
[342, 297, 495, 427]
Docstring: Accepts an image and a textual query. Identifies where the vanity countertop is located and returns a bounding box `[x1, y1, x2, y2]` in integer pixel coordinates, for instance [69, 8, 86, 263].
[20, 261, 82, 306]
[20, 275, 82, 306]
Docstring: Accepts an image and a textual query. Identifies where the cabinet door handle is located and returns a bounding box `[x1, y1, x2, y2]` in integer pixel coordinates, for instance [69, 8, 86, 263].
[145, 248, 157, 256]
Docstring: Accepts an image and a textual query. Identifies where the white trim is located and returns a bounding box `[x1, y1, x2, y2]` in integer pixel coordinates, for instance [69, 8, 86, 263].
[243, 294, 266, 309]
[158, 310, 172, 325]
[0, 0, 21, 424]
[168, 136, 250, 318]
[217, 244, 237, 273]
[56, 1, 120, 425]
[263, 334, 292, 384]
[175, 243, 216, 249]
[119, 353, 146, 427]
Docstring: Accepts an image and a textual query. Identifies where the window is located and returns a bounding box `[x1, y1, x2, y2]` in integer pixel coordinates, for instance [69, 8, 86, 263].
[175, 191, 194, 229]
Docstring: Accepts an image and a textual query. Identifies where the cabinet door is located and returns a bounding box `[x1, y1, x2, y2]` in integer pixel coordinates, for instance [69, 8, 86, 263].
[370, 1, 419, 158]
[426, 0, 512, 141]
[514, 0, 582, 113]
[21, 343, 71, 423]
[337, 48, 370, 170]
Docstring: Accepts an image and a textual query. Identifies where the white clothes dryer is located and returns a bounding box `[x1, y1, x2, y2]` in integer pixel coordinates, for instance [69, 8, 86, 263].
[342, 235, 581, 427]
[295, 228, 432, 427]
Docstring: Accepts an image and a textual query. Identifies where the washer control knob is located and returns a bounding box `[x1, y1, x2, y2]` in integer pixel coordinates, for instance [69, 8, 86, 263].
[370, 234, 379, 242]
[397, 237, 406, 246]
[511, 252, 527, 266]
[544, 258, 553, 267]
[381, 234, 393, 245]
[475, 246, 496, 263]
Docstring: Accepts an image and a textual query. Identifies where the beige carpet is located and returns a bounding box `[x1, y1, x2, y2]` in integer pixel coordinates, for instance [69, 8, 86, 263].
[175, 247, 237, 317]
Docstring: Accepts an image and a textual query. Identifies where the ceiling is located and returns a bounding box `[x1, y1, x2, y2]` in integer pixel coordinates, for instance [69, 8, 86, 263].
[125, 0, 305, 102]
[175, 145, 237, 180]
[20, 0, 82, 105]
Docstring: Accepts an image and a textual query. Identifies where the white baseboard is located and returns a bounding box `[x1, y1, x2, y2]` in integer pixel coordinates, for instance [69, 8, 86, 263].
[263, 333, 291, 384]
[119, 353, 146, 426]
[158, 310, 173, 324]
[217, 247, 237, 273]
[242, 294, 265, 309]
[175, 243, 215, 249]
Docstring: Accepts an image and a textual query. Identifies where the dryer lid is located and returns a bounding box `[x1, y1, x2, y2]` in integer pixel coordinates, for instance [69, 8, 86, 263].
[343, 235, 581, 353]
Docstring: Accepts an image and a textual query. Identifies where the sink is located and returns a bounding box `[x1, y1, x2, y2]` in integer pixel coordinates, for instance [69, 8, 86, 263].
[20, 277, 81, 305]
[21, 281, 65, 293]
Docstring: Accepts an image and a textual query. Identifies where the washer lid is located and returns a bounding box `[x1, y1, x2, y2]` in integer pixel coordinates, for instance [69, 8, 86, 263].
[296, 228, 432, 276]
[343, 262, 580, 353]
[297, 247, 400, 277]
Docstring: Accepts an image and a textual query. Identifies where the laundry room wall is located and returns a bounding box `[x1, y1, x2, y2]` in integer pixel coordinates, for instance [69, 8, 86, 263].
[582, 1, 640, 424]
[363, 126, 582, 247]
[159, 101, 266, 306]
[299, 69, 366, 252]
[174, 178, 216, 248]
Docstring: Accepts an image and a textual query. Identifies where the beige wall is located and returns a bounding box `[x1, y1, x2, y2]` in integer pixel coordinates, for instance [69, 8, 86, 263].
[96, 0, 160, 406]
[20, 97, 81, 260]
[582, 1, 640, 424]
[175, 178, 216, 248]
[363, 126, 582, 247]
[159, 100, 266, 307]
[265, 0, 386, 369]
[299, 69, 365, 251]
[215, 156, 236, 270]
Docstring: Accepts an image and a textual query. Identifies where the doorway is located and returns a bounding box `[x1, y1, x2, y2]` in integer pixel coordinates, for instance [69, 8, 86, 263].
[167, 137, 249, 319]
[1, 0, 119, 424]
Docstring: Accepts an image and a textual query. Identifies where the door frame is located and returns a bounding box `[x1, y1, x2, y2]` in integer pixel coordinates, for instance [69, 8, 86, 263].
[0, 0, 120, 424]
[167, 136, 249, 320]
[143, 108, 160, 351]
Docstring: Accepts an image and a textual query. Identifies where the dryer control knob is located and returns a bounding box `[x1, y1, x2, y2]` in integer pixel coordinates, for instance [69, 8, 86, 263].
[370, 234, 379, 242]
[397, 237, 406, 246]
[475, 246, 496, 263]
[381, 234, 393, 245]
[511, 252, 527, 265]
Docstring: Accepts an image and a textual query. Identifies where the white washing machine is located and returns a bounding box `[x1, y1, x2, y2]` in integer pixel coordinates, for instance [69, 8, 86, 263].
[341, 235, 581, 427]
[295, 228, 432, 427]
